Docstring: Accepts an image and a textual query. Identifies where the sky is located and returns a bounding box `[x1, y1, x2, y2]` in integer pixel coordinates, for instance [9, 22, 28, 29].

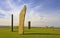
[0, 0, 60, 27]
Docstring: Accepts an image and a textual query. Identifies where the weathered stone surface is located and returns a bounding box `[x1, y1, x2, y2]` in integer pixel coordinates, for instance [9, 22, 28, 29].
[19, 5, 26, 34]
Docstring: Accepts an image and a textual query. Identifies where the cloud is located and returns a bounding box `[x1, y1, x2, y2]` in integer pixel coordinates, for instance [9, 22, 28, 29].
[24, 3, 60, 27]
[24, 5, 47, 27]
[0, 13, 5, 18]
[0, 0, 25, 26]
[0, 0, 60, 27]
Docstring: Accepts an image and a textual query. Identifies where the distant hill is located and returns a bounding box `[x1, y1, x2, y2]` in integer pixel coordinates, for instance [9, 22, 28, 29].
[0, 26, 10, 28]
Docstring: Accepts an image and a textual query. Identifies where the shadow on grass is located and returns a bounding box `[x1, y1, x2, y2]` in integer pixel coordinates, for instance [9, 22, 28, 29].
[24, 33, 60, 35]
[10, 30, 18, 32]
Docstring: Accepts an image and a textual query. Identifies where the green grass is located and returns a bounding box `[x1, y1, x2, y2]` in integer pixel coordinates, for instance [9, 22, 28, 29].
[0, 27, 60, 38]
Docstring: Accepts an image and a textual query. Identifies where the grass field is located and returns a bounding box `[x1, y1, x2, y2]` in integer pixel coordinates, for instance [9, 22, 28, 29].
[0, 27, 60, 38]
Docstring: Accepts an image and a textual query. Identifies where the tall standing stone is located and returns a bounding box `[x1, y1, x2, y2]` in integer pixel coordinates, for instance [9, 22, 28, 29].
[11, 14, 13, 32]
[19, 5, 26, 34]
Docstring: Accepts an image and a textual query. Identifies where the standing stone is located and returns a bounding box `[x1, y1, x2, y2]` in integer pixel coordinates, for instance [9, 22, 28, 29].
[11, 14, 13, 32]
[19, 5, 26, 34]
[28, 21, 31, 29]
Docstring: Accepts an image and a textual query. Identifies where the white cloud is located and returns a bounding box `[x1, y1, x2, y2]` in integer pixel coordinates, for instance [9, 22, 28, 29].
[0, 0, 60, 27]
[24, 6, 47, 27]
[0, 0, 27, 26]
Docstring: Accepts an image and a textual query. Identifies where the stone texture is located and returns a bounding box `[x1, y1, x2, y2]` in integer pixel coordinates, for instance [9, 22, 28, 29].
[19, 5, 26, 34]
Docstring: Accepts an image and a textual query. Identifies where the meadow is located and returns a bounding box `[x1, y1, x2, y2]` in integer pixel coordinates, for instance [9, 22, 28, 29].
[0, 27, 60, 38]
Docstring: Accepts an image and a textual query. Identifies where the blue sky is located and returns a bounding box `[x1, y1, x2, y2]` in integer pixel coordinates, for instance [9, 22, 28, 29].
[0, 0, 60, 27]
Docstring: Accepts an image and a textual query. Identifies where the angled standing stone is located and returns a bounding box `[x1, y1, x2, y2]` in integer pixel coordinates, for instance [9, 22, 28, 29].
[19, 5, 26, 34]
